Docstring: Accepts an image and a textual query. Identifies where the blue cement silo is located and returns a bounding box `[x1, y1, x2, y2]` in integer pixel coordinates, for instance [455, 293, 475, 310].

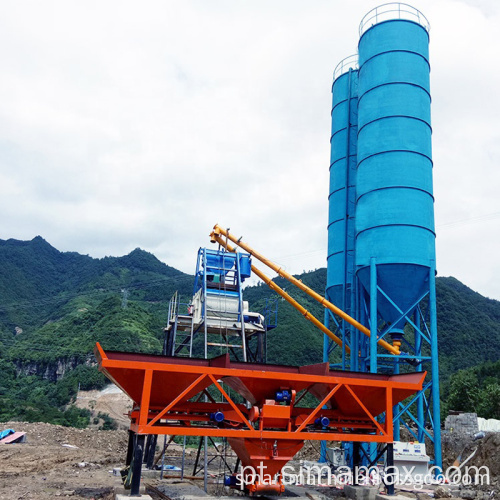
[356, 17, 435, 341]
[323, 4, 441, 469]
[327, 56, 359, 319]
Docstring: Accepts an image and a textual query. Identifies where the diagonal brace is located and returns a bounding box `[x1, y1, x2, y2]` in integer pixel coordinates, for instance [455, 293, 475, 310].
[345, 384, 386, 436]
[296, 384, 341, 432]
[208, 374, 253, 430]
[148, 373, 208, 427]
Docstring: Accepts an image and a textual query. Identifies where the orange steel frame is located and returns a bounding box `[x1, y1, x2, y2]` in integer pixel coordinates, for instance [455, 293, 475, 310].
[95, 343, 424, 444]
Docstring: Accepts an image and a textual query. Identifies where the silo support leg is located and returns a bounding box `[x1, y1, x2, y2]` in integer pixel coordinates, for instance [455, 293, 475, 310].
[369, 258, 378, 373]
[126, 430, 135, 467]
[131, 434, 145, 497]
[386, 443, 395, 496]
[429, 262, 442, 469]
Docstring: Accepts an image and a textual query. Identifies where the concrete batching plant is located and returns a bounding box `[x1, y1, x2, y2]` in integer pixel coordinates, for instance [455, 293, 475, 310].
[95, 3, 442, 496]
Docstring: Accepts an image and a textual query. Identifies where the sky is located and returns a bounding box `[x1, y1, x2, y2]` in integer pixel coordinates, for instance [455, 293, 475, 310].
[1, 0, 500, 300]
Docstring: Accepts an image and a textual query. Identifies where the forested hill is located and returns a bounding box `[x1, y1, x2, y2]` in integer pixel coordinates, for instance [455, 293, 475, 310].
[0, 237, 194, 425]
[0, 236, 190, 335]
[0, 237, 499, 425]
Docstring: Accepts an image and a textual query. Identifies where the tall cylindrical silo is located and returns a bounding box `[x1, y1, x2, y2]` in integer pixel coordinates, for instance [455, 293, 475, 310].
[327, 56, 358, 314]
[355, 11, 434, 338]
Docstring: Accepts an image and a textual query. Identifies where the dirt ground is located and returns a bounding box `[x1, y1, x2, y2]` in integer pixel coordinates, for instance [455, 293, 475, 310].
[0, 421, 127, 500]
[0, 418, 336, 500]
[2, 385, 500, 500]
[2, 421, 500, 500]
[74, 386, 133, 431]
[0, 420, 238, 500]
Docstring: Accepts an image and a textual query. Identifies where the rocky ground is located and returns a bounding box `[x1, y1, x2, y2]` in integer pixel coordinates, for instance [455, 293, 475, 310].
[439, 431, 500, 500]
[74, 386, 133, 431]
[1, 423, 499, 500]
[1, 390, 499, 500]
[0, 421, 127, 499]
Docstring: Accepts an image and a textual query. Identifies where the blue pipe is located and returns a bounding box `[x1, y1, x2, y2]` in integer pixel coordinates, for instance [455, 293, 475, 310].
[392, 361, 400, 442]
[415, 309, 425, 443]
[369, 258, 377, 373]
[320, 306, 330, 463]
[323, 305, 330, 364]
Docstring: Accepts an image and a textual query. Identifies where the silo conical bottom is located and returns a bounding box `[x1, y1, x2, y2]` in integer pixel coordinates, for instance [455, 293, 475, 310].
[357, 264, 430, 331]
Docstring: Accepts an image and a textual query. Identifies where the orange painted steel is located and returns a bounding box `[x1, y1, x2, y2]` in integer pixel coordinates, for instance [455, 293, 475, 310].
[228, 438, 303, 495]
[210, 224, 400, 355]
[95, 343, 424, 493]
[210, 233, 349, 352]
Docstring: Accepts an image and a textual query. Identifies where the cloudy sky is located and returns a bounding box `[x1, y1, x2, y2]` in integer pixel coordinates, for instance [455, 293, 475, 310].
[1, 0, 499, 300]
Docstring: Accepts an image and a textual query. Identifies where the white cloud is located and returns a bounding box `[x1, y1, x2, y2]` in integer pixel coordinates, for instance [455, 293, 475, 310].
[0, 0, 499, 299]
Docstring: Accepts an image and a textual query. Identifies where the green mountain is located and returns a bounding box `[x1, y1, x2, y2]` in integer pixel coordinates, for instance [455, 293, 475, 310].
[436, 276, 500, 376]
[0, 236, 191, 335]
[0, 237, 499, 425]
[0, 237, 193, 425]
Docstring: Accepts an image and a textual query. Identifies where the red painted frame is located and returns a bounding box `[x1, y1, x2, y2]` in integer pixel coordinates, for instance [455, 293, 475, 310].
[95, 343, 425, 444]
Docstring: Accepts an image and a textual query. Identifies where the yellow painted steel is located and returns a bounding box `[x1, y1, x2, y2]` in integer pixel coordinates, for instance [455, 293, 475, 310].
[210, 224, 400, 356]
[211, 234, 349, 352]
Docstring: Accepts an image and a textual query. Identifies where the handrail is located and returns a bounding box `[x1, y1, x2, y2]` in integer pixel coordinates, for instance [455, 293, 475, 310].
[359, 3, 430, 37]
[333, 54, 359, 82]
[210, 224, 400, 355]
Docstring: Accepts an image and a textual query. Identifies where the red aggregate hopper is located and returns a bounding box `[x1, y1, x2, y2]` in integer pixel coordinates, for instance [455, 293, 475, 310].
[95, 343, 425, 494]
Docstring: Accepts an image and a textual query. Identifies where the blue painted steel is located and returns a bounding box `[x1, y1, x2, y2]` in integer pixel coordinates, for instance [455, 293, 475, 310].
[224, 475, 238, 487]
[200, 249, 250, 284]
[415, 311, 425, 442]
[356, 19, 435, 329]
[194, 248, 252, 294]
[193, 247, 253, 360]
[429, 261, 442, 467]
[325, 5, 441, 470]
[206, 290, 239, 298]
[326, 60, 362, 470]
[369, 258, 377, 373]
[393, 360, 401, 442]
[202, 249, 208, 358]
[327, 65, 358, 311]
[262, 297, 279, 330]
[319, 440, 327, 463]
[238, 254, 252, 279]
[205, 252, 236, 276]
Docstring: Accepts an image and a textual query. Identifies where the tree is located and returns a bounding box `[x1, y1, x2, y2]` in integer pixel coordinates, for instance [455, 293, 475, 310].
[476, 383, 500, 419]
[446, 369, 480, 413]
